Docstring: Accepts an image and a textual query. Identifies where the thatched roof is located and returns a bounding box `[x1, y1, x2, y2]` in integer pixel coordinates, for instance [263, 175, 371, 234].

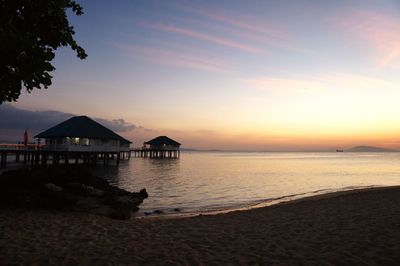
[145, 136, 181, 146]
[35, 116, 131, 144]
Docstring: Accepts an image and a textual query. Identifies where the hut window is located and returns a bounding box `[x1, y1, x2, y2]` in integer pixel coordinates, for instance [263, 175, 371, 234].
[80, 138, 89, 146]
[71, 137, 80, 145]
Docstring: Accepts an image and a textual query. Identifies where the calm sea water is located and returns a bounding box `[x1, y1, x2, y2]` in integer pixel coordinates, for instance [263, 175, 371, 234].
[92, 151, 400, 216]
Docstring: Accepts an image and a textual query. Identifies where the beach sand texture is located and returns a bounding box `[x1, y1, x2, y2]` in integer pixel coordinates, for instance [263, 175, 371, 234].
[1, 187, 399, 265]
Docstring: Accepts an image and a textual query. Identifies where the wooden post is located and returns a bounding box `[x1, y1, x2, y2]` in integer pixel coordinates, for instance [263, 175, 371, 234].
[116, 152, 120, 166]
[0, 151, 6, 169]
[35, 152, 39, 166]
[41, 152, 47, 166]
[31, 152, 34, 166]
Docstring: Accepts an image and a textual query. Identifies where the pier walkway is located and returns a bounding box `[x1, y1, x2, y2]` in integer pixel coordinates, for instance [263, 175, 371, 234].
[0, 148, 130, 169]
[130, 148, 180, 159]
[1, 147, 180, 169]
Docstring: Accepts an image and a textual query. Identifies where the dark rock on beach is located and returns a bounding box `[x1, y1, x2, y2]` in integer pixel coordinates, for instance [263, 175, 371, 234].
[0, 166, 148, 220]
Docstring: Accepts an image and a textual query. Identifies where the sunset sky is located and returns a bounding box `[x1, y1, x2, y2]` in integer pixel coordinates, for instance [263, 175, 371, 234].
[3, 0, 400, 151]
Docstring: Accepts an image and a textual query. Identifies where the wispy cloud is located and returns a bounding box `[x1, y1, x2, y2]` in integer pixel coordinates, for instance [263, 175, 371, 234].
[331, 10, 400, 68]
[184, 6, 289, 41]
[146, 23, 263, 54]
[245, 72, 396, 93]
[117, 44, 231, 73]
[315, 72, 397, 89]
[244, 77, 324, 94]
[174, 5, 309, 54]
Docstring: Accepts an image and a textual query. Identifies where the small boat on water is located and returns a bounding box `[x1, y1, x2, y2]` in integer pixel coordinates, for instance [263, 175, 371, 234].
[336, 149, 344, 152]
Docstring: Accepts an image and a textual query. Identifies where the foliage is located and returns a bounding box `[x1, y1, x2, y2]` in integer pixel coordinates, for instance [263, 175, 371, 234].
[0, 0, 87, 103]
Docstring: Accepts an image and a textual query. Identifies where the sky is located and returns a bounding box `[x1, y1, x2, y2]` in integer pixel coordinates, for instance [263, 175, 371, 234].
[2, 0, 400, 151]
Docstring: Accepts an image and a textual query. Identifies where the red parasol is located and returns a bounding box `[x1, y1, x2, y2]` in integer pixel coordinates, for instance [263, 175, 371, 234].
[23, 129, 28, 146]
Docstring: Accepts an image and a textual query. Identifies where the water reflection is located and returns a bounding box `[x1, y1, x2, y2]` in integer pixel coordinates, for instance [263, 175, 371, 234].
[93, 152, 400, 215]
[147, 158, 180, 178]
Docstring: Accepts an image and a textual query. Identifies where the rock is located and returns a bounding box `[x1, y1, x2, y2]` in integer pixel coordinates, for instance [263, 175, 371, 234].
[81, 184, 95, 192]
[44, 183, 62, 192]
[0, 166, 148, 220]
[109, 208, 131, 220]
[173, 208, 181, 212]
[89, 188, 104, 197]
[64, 183, 85, 194]
[140, 188, 148, 198]
[112, 196, 137, 209]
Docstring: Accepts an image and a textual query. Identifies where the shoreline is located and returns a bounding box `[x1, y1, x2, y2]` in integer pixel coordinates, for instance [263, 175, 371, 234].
[136, 185, 382, 219]
[1, 185, 400, 264]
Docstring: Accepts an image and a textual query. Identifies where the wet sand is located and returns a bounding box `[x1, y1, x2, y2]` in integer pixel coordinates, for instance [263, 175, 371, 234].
[1, 186, 399, 265]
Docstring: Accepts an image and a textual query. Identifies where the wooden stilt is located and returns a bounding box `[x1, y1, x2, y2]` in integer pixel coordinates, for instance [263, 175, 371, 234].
[0, 151, 6, 168]
[41, 152, 47, 166]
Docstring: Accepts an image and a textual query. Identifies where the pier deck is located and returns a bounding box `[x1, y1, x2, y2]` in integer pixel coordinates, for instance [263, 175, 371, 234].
[130, 148, 180, 158]
[0, 149, 130, 169]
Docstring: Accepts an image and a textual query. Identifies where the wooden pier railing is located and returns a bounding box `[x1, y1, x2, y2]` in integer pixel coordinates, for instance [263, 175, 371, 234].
[130, 148, 180, 158]
[0, 146, 180, 169]
[0, 149, 131, 169]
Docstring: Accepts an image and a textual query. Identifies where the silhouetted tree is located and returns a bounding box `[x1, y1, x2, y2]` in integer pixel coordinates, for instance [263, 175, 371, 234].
[0, 0, 87, 103]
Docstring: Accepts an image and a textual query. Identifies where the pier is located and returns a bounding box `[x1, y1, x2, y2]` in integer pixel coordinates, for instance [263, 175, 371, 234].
[132, 136, 181, 159]
[0, 132, 182, 169]
[131, 148, 180, 158]
[0, 146, 130, 169]
[0, 148, 180, 169]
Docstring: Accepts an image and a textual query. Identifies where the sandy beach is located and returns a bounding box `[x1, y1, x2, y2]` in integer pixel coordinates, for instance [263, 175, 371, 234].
[1, 186, 399, 265]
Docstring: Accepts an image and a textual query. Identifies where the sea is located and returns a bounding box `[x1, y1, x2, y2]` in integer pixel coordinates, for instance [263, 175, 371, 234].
[91, 151, 400, 217]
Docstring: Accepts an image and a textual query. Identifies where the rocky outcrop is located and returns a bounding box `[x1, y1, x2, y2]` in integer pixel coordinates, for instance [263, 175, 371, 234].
[0, 166, 148, 220]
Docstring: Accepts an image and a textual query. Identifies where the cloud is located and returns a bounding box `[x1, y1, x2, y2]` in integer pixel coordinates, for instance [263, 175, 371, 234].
[244, 76, 325, 95]
[174, 5, 309, 54]
[0, 105, 139, 133]
[0, 105, 75, 131]
[330, 10, 400, 68]
[95, 118, 136, 132]
[184, 6, 289, 41]
[147, 22, 263, 54]
[117, 44, 230, 73]
[245, 72, 396, 94]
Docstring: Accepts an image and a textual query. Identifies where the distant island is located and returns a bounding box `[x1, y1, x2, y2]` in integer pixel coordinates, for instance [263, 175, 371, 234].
[346, 146, 397, 152]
